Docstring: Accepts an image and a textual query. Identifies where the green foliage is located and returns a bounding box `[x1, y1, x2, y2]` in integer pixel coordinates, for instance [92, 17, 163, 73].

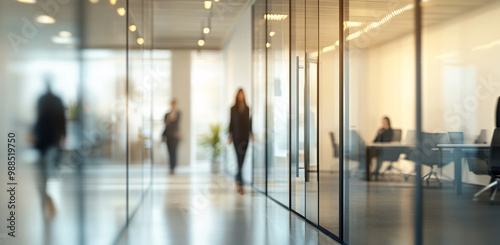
[199, 123, 224, 162]
[68, 102, 78, 120]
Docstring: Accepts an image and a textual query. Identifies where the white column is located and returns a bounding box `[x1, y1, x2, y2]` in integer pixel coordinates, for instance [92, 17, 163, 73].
[171, 50, 191, 166]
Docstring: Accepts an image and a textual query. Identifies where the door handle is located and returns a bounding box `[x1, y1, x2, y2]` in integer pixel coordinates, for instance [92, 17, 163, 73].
[295, 56, 300, 178]
[305, 61, 310, 182]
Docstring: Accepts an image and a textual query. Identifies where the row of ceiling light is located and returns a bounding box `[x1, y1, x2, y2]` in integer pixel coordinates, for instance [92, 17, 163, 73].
[90, 0, 145, 46]
[17, 0, 72, 44]
[198, 0, 221, 47]
[101, 0, 145, 46]
[16, 0, 144, 46]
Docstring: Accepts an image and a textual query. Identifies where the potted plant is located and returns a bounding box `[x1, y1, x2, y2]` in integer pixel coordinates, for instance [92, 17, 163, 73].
[199, 123, 224, 173]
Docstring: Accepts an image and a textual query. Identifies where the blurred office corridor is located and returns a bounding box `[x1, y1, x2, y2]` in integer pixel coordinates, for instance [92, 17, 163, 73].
[3, 0, 500, 244]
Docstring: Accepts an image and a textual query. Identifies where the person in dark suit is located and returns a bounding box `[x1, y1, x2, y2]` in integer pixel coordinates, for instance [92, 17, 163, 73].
[32, 80, 66, 218]
[228, 89, 255, 195]
[163, 100, 181, 174]
[372, 116, 393, 180]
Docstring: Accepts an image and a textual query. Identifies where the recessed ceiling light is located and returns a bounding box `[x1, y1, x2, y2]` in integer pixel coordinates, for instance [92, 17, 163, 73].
[264, 14, 288, 21]
[137, 37, 144, 45]
[89, 0, 99, 3]
[110, 0, 116, 5]
[36, 15, 55, 24]
[117, 8, 126, 16]
[343, 21, 362, 29]
[17, 0, 37, 3]
[129, 25, 137, 32]
[269, 31, 275, 37]
[214, 0, 219, 2]
[59, 31, 72, 38]
[198, 39, 205, 47]
[204, 1, 212, 10]
[203, 27, 210, 34]
[52, 36, 75, 45]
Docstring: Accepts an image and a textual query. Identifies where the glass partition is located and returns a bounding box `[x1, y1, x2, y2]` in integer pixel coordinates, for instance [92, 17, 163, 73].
[290, 0, 306, 216]
[422, 0, 500, 244]
[318, 0, 341, 237]
[252, 0, 267, 192]
[0, 0, 154, 244]
[343, 0, 416, 243]
[266, 0, 290, 206]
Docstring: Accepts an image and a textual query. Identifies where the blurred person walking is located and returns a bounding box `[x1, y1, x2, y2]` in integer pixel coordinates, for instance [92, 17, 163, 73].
[228, 89, 254, 195]
[32, 80, 66, 219]
[162, 100, 181, 175]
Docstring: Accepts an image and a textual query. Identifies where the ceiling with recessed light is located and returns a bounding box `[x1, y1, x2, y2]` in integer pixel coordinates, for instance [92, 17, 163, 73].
[152, 0, 252, 49]
[1, 0, 498, 52]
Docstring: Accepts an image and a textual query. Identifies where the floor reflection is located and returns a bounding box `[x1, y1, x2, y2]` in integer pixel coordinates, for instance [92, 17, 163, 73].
[118, 167, 338, 245]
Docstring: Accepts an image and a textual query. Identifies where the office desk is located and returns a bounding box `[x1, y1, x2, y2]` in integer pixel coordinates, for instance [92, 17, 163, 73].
[436, 144, 489, 195]
[365, 143, 413, 181]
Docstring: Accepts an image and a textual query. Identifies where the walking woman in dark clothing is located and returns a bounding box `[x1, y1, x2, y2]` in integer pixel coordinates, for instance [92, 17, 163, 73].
[228, 89, 254, 195]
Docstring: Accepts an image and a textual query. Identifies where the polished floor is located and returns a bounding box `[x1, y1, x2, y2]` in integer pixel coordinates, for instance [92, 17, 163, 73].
[1, 161, 336, 245]
[0, 160, 143, 245]
[6, 157, 500, 245]
[117, 167, 338, 245]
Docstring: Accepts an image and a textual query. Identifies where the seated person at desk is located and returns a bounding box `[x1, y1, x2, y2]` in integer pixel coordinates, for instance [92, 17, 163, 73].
[372, 116, 393, 180]
[374, 116, 393, 143]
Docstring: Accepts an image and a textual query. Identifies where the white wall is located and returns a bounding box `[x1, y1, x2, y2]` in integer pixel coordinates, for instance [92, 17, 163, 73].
[190, 51, 225, 164]
[319, 50, 340, 172]
[350, 1, 500, 185]
[222, 5, 253, 184]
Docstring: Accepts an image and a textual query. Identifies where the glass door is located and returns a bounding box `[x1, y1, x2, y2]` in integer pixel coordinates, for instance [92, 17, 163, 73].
[291, 0, 319, 223]
[291, 0, 307, 216]
[305, 56, 319, 224]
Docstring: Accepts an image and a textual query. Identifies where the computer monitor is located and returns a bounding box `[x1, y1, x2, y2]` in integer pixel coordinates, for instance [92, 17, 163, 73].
[448, 132, 464, 144]
[404, 130, 416, 144]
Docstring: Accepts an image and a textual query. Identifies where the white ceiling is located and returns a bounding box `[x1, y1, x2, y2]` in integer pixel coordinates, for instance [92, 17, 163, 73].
[153, 0, 252, 49]
[1, 0, 497, 52]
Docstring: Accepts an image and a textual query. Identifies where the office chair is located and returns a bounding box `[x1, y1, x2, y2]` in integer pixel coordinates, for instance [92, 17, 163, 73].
[496, 97, 500, 128]
[379, 129, 406, 179]
[420, 133, 454, 186]
[435, 132, 465, 181]
[472, 128, 500, 205]
[346, 130, 366, 179]
[329, 132, 339, 158]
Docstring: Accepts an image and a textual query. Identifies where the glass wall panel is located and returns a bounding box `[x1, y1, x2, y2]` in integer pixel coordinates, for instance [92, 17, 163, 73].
[0, 0, 153, 244]
[83, 0, 129, 243]
[128, 0, 147, 219]
[141, 0, 154, 195]
[291, 0, 306, 216]
[318, 0, 341, 236]
[252, 0, 267, 192]
[0, 1, 84, 243]
[422, 0, 500, 244]
[304, 0, 319, 224]
[344, 0, 416, 244]
[267, 0, 291, 206]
